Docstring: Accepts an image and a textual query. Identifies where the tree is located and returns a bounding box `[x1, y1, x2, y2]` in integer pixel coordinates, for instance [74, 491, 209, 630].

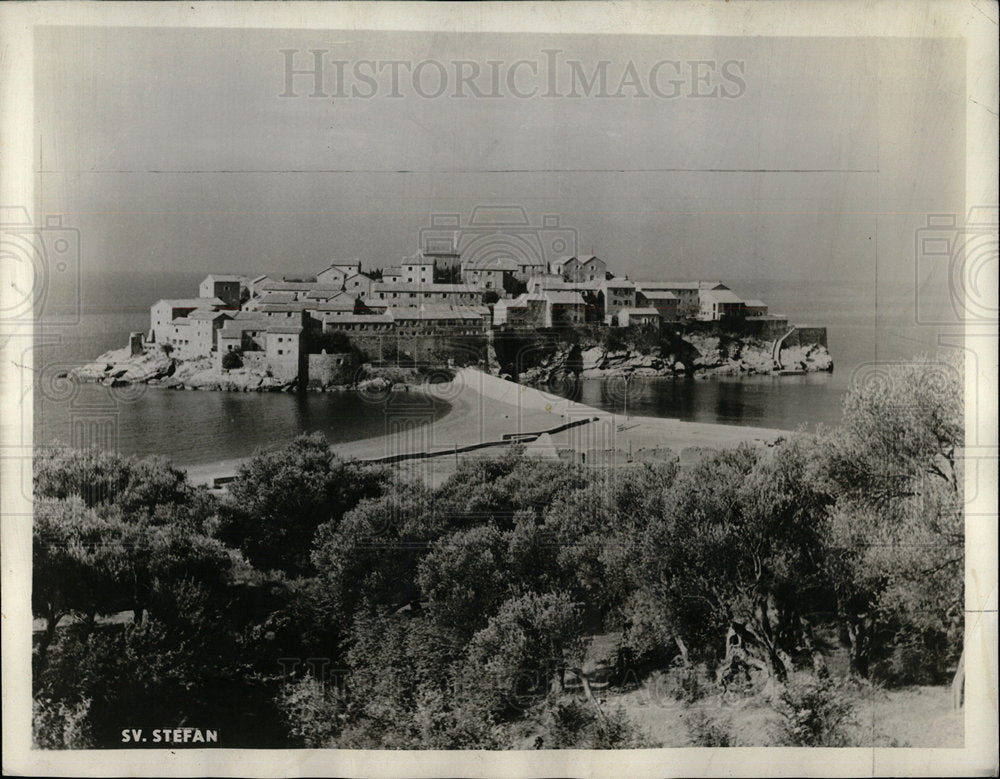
[221, 433, 392, 576]
[35, 582, 287, 748]
[635, 440, 834, 683]
[417, 523, 510, 642]
[307, 329, 359, 358]
[221, 349, 243, 370]
[32, 495, 233, 659]
[543, 463, 677, 632]
[462, 591, 585, 717]
[432, 448, 588, 531]
[819, 352, 965, 683]
[32, 499, 131, 664]
[311, 478, 438, 621]
[34, 447, 197, 518]
[276, 675, 345, 747]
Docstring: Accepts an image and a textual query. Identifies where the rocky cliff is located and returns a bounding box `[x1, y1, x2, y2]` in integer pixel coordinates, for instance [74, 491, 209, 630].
[70, 346, 295, 392]
[510, 333, 832, 384]
[70, 346, 406, 393]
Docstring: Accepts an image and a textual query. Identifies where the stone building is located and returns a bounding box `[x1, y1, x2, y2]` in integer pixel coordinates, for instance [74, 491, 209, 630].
[198, 274, 242, 308]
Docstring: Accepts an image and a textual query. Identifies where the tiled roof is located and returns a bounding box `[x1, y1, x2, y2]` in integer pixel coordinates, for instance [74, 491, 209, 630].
[543, 291, 586, 305]
[635, 280, 727, 291]
[308, 299, 357, 312]
[266, 325, 304, 334]
[324, 312, 394, 325]
[259, 281, 341, 292]
[257, 291, 297, 304]
[154, 297, 224, 308]
[202, 274, 241, 282]
[390, 305, 485, 321]
[220, 321, 268, 335]
[620, 307, 660, 316]
[305, 289, 353, 301]
[701, 289, 744, 304]
[498, 293, 546, 309]
[321, 260, 361, 271]
[373, 282, 477, 293]
[187, 309, 231, 320]
[463, 256, 520, 272]
[637, 290, 678, 300]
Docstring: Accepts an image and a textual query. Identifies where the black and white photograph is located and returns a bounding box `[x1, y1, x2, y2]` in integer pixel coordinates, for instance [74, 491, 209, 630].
[1, 2, 996, 776]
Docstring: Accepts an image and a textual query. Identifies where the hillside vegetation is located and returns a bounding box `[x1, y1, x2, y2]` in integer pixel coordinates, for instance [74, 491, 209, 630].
[33, 353, 962, 748]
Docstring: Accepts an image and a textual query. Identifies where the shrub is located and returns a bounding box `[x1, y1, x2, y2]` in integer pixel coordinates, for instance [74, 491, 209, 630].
[773, 672, 858, 747]
[662, 659, 713, 704]
[309, 330, 354, 355]
[684, 709, 733, 747]
[160, 343, 174, 356]
[872, 626, 957, 687]
[548, 699, 657, 749]
[221, 349, 243, 370]
[603, 328, 627, 352]
[276, 675, 343, 747]
[33, 696, 93, 749]
[548, 699, 595, 747]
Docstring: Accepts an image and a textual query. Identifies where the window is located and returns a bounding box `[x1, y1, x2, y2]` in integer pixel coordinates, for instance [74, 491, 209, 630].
[277, 349, 284, 355]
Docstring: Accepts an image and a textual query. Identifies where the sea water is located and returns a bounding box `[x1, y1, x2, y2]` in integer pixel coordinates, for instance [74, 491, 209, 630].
[27, 274, 950, 466]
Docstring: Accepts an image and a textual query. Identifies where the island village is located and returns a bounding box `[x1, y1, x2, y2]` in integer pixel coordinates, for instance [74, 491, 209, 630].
[75, 238, 830, 392]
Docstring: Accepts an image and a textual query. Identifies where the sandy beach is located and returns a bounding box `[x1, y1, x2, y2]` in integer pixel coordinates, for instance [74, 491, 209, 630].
[184, 369, 786, 488]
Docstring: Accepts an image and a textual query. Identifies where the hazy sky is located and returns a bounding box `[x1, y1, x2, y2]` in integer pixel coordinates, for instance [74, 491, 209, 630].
[36, 27, 964, 291]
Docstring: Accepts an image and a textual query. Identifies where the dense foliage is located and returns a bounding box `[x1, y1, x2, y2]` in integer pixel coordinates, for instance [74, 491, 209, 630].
[32, 352, 964, 748]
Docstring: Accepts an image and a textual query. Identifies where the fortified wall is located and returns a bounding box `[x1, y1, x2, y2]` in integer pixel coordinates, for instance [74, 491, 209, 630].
[306, 352, 358, 388]
[782, 326, 828, 349]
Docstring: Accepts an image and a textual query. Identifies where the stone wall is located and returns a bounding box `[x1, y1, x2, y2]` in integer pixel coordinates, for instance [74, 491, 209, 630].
[783, 326, 828, 349]
[347, 334, 487, 366]
[212, 349, 268, 374]
[241, 351, 269, 373]
[307, 352, 359, 388]
[744, 317, 791, 340]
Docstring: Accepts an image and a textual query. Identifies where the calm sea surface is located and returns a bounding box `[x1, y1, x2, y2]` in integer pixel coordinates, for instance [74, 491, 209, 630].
[29, 273, 949, 466]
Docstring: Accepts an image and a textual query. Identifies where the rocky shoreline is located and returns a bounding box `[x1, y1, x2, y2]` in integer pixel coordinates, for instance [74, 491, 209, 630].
[71, 332, 833, 394]
[511, 334, 833, 384]
[68, 345, 393, 394]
